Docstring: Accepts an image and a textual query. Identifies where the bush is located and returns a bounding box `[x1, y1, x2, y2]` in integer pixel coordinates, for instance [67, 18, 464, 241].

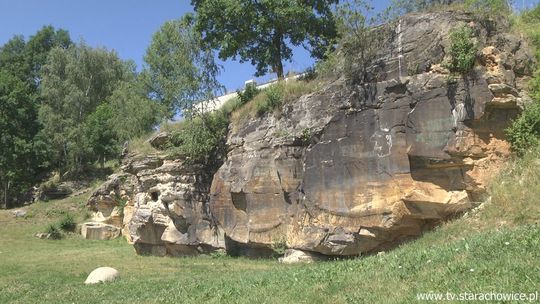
[256, 84, 284, 116]
[445, 26, 477, 74]
[271, 235, 288, 255]
[168, 111, 229, 163]
[45, 224, 62, 240]
[506, 101, 540, 156]
[58, 213, 76, 232]
[237, 83, 260, 105]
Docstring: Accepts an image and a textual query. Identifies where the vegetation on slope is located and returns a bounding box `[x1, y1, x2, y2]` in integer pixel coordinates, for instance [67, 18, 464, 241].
[0, 156, 538, 303]
[507, 5, 540, 155]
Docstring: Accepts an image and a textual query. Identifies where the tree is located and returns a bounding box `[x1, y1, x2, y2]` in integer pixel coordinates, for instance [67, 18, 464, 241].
[143, 15, 222, 118]
[0, 27, 71, 208]
[330, 0, 392, 84]
[0, 70, 39, 208]
[83, 104, 117, 168]
[25, 25, 72, 86]
[191, 0, 339, 80]
[39, 42, 133, 173]
[107, 80, 161, 142]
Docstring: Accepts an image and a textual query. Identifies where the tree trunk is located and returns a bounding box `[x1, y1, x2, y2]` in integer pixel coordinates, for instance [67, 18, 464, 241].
[4, 180, 9, 209]
[100, 154, 105, 169]
[275, 57, 284, 80]
[273, 31, 284, 80]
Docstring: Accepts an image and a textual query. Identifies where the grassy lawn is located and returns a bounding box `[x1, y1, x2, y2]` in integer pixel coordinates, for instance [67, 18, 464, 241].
[1, 188, 539, 303]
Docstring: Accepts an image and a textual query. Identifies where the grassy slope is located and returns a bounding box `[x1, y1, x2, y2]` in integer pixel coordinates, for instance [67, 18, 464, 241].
[1, 150, 539, 304]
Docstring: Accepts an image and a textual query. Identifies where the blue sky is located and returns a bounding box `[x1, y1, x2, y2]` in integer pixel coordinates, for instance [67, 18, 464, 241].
[0, 0, 538, 91]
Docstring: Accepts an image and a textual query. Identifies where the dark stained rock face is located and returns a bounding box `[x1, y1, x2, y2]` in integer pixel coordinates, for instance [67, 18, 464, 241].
[210, 12, 533, 256]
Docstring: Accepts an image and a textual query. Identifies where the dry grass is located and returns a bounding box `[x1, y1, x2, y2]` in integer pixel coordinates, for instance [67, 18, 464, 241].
[127, 132, 158, 155]
[230, 78, 321, 130]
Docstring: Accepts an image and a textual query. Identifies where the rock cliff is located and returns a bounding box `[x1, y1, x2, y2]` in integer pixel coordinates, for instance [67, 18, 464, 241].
[86, 11, 533, 257]
[86, 154, 224, 255]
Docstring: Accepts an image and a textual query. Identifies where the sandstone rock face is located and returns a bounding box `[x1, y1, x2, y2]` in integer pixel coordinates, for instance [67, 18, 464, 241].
[87, 12, 533, 258]
[86, 153, 224, 256]
[210, 12, 533, 256]
[84, 267, 119, 284]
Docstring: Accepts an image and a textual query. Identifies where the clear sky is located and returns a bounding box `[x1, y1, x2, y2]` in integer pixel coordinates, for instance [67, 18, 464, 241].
[0, 0, 538, 92]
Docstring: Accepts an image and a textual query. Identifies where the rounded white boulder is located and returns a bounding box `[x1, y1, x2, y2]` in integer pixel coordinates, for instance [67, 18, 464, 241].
[84, 267, 119, 284]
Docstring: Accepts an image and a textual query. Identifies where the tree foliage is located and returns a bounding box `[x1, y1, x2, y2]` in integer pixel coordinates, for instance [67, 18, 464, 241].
[107, 81, 161, 142]
[191, 0, 339, 79]
[143, 15, 222, 118]
[316, 0, 391, 83]
[38, 43, 134, 173]
[82, 103, 118, 169]
[0, 26, 72, 208]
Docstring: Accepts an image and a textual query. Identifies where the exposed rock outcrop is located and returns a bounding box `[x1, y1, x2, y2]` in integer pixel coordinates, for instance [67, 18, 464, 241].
[86, 153, 224, 256]
[87, 11, 533, 257]
[210, 12, 533, 256]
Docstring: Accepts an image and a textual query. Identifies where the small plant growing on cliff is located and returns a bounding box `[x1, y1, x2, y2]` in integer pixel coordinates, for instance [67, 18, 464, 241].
[300, 128, 312, 145]
[257, 84, 284, 116]
[271, 235, 288, 256]
[444, 26, 477, 74]
[237, 83, 260, 105]
[114, 195, 128, 216]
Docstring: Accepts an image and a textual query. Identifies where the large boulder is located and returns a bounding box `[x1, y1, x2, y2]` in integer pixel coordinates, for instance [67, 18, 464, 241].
[209, 12, 533, 256]
[148, 132, 170, 149]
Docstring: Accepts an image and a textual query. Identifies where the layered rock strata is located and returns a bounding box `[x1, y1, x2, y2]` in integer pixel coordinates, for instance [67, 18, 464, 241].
[87, 11, 533, 257]
[86, 154, 223, 256]
[210, 12, 533, 256]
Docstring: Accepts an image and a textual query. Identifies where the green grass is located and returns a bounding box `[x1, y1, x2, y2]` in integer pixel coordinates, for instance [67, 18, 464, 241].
[1, 154, 539, 303]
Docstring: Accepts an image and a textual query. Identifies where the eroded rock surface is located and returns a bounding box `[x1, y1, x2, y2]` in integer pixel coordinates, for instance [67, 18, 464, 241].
[87, 11, 533, 257]
[210, 12, 533, 256]
[86, 153, 224, 256]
